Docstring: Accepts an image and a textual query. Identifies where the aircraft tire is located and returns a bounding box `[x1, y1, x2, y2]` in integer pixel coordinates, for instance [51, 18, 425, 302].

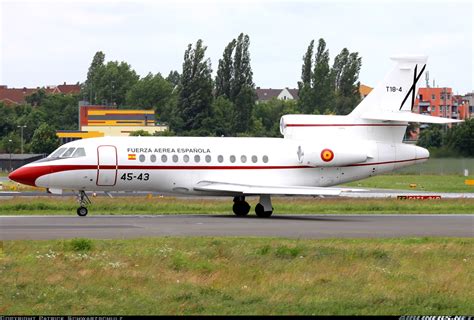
[233, 201, 250, 217]
[77, 206, 88, 217]
[255, 203, 273, 218]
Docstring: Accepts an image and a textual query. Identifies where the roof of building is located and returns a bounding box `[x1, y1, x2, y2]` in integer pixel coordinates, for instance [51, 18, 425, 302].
[359, 84, 373, 96]
[57, 83, 81, 95]
[0, 83, 81, 105]
[256, 88, 299, 101]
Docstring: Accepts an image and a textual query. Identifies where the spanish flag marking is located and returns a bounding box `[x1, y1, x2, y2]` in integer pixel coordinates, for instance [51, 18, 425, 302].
[128, 154, 136, 160]
[320, 148, 334, 162]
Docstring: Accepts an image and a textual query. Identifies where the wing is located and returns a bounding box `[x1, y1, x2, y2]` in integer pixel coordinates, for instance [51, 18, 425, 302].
[194, 181, 362, 196]
[361, 111, 463, 124]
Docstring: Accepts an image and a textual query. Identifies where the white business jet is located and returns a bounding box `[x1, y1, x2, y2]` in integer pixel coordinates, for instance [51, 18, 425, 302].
[9, 56, 461, 217]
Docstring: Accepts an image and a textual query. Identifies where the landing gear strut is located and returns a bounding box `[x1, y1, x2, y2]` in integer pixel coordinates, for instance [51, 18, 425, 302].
[232, 196, 250, 217]
[76, 191, 91, 217]
[255, 195, 273, 218]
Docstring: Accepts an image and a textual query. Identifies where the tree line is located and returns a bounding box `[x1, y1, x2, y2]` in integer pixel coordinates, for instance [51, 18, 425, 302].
[80, 35, 363, 138]
[417, 119, 474, 157]
[2, 33, 471, 157]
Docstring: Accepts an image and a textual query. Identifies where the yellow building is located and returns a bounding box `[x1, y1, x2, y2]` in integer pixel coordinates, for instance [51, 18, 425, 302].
[57, 105, 169, 143]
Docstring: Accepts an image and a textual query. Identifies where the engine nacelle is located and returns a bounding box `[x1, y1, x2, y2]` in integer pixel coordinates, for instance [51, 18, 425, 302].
[297, 141, 369, 167]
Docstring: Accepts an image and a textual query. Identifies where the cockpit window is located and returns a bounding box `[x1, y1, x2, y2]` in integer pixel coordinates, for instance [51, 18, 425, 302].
[61, 148, 76, 158]
[49, 147, 66, 158]
[71, 148, 86, 158]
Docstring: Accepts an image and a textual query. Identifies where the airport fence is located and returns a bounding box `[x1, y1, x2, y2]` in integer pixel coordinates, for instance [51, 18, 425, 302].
[394, 158, 474, 175]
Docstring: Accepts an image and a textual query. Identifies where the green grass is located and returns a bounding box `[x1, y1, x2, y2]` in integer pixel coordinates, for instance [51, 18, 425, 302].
[0, 197, 473, 215]
[1, 237, 472, 315]
[345, 174, 474, 193]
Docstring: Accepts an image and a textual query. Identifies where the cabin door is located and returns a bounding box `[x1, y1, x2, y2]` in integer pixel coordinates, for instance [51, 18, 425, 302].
[97, 145, 118, 186]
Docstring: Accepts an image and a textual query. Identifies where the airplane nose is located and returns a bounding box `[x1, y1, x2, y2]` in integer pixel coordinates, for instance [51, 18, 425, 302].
[8, 165, 48, 187]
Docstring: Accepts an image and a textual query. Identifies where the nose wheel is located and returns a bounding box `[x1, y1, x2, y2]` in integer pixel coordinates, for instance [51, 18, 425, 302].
[77, 206, 88, 217]
[76, 191, 91, 217]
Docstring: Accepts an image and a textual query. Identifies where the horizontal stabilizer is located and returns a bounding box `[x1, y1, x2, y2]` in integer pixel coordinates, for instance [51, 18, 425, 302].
[361, 112, 463, 124]
[194, 181, 364, 196]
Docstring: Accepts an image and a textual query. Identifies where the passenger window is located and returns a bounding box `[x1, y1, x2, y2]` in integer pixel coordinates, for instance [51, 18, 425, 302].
[50, 147, 66, 158]
[218, 155, 224, 163]
[251, 155, 257, 163]
[150, 154, 156, 162]
[161, 155, 167, 163]
[62, 148, 76, 158]
[205, 155, 211, 163]
[263, 155, 269, 163]
[230, 155, 236, 163]
[183, 155, 190, 163]
[241, 155, 247, 163]
[139, 154, 145, 162]
[173, 155, 179, 163]
[71, 148, 86, 158]
[194, 155, 200, 163]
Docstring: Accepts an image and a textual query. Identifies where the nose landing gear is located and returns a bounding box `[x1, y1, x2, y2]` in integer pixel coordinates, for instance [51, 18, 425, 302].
[76, 191, 91, 217]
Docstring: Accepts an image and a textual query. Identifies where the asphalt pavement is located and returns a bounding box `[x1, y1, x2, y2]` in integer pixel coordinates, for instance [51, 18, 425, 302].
[1, 214, 472, 240]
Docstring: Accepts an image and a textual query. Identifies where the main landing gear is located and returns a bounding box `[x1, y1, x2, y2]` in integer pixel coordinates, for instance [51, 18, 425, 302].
[76, 190, 91, 217]
[232, 195, 274, 218]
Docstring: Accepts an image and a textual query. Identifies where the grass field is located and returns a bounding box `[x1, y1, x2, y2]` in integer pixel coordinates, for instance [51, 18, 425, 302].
[344, 174, 474, 193]
[1, 237, 472, 315]
[0, 196, 474, 215]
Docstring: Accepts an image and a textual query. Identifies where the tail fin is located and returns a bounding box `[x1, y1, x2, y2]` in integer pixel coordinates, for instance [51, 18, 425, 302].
[350, 55, 461, 124]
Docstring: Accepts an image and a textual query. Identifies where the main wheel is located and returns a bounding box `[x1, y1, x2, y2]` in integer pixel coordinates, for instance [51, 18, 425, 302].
[77, 206, 88, 217]
[232, 201, 250, 217]
[255, 203, 273, 218]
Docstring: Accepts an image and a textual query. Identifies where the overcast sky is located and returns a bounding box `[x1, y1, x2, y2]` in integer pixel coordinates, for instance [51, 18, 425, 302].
[1, 0, 472, 94]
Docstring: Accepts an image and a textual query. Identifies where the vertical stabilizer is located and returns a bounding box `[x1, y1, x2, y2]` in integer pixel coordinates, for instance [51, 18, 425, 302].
[350, 55, 428, 117]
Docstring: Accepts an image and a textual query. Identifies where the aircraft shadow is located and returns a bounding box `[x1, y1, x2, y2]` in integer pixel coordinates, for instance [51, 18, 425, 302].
[208, 214, 363, 222]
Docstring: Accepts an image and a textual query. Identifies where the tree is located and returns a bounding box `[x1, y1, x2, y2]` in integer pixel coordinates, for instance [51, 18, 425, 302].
[95, 61, 139, 106]
[445, 119, 474, 156]
[332, 51, 362, 115]
[25, 88, 47, 106]
[215, 33, 256, 133]
[251, 99, 299, 137]
[417, 125, 443, 149]
[82, 51, 105, 104]
[312, 38, 332, 114]
[210, 96, 236, 136]
[30, 123, 59, 154]
[215, 39, 236, 99]
[176, 39, 214, 134]
[129, 130, 152, 136]
[125, 72, 174, 110]
[298, 40, 315, 114]
[166, 70, 181, 87]
[0, 132, 20, 154]
[82, 51, 139, 106]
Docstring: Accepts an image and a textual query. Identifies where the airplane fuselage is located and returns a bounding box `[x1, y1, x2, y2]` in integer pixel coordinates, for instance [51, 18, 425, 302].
[11, 135, 429, 195]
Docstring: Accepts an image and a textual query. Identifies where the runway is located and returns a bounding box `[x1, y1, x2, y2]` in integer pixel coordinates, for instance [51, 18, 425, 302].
[1, 214, 473, 240]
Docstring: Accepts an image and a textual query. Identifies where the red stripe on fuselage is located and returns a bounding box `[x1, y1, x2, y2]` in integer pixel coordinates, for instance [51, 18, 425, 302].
[9, 157, 429, 186]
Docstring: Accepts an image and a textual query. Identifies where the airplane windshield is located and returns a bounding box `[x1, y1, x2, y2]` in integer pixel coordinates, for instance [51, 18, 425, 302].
[71, 148, 86, 158]
[61, 148, 76, 158]
[49, 147, 66, 158]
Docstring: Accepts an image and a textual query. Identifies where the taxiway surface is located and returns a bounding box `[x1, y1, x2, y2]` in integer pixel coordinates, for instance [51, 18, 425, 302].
[1, 214, 472, 240]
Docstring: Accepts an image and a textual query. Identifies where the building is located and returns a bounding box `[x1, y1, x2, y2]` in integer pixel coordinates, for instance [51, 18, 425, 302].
[255, 87, 299, 103]
[0, 83, 81, 105]
[56, 104, 168, 143]
[413, 87, 469, 120]
[359, 84, 373, 99]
